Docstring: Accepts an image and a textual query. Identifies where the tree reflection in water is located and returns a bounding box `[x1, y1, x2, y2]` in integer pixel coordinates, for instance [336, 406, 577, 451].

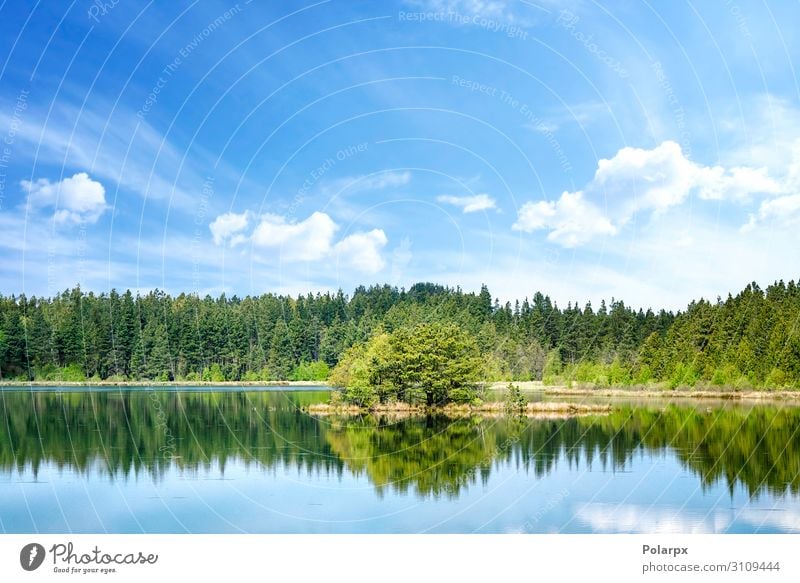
[1, 390, 798, 498]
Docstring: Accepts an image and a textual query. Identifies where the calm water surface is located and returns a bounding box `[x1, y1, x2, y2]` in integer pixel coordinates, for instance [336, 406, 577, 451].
[1, 387, 799, 533]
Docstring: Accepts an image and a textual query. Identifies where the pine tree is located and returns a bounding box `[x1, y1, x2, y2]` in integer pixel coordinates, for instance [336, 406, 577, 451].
[268, 320, 294, 380]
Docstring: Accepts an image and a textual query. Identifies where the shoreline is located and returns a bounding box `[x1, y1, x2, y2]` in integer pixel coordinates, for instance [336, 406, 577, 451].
[1, 379, 798, 400]
[306, 401, 612, 418]
[0, 380, 330, 388]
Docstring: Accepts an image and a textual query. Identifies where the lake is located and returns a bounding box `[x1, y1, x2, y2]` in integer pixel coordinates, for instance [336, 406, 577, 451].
[1, 387, 799, 533]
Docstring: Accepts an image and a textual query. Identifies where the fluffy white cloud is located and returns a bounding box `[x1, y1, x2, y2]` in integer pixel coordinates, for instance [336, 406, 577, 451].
[251, 211, 339, 261]
[517, 140, 789, 247]
[602, 141, 786, 217]
[209, 211, 250, 246]
[22, 172, 107, 224]
[596, 141, 698, 215]
[334, 229, 389, 273]
[513, 190, 617, 247]
[213, 209, 391, 273]
[694, 165, 782, 201]
[437, 193, 497, 213]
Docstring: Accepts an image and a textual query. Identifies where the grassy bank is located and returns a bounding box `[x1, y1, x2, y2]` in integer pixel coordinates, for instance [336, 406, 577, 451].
[486, 380, 800, 400]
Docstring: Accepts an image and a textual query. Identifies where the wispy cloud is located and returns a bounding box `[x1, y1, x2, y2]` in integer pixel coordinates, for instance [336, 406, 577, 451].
[0, 100, 209, 211]
[319, 171, 413, 224]
[437, 193, 497, 213]
[525, 101, 611, 133]
[320, 171, 412, 197]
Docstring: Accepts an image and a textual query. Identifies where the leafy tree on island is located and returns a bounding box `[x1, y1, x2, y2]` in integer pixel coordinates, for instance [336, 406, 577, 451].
[330, 322, 484, 406]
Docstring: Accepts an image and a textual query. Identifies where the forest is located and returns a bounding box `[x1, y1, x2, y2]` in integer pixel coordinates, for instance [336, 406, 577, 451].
[1, 280, 799, 389]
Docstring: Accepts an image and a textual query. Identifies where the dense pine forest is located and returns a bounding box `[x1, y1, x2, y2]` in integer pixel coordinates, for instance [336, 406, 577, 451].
[1, 280, 799, 388]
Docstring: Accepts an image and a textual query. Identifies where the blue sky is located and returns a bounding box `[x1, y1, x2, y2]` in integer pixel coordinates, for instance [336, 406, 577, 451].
[0, 0, 798, 310]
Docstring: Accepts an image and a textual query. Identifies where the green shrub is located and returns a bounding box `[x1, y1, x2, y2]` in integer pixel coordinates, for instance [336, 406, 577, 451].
[34, 364, 60, 381]
[669, 363, 699, 389]
[240, 367, 270, 381]
[343, 383, 378, 408]
[450, 386, 479, 404]
[60, 364, 87, 382]
[542, 374, 559, 386]
[765, 368, 788, 389]
[607, 358, 632, 385]
[636, 365, 653, 384]
[202, 363, 225, 382]
[290, 360, 330, 381]
[504, 383, 526, 413]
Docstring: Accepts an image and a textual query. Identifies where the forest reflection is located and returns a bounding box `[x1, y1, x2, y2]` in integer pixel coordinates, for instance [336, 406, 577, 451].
[1, 390, 798, 498]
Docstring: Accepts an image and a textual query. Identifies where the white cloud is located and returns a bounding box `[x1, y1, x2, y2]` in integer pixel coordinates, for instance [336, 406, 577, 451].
[334, 229, 389, 273]
[742, 193, 800, 232]
[694, 165, 782, 202]
[209, 211, 250, 246]
[211, 209, 391, 273]
[513, 190, 617, 247]
[22, 172, 107, 224]
[517, 140, 790, 247]
[437, 193, 497, 213]
[595, 141, 699, 216]
[593, 141, 779, 214]
[251, 211, 339, 261]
